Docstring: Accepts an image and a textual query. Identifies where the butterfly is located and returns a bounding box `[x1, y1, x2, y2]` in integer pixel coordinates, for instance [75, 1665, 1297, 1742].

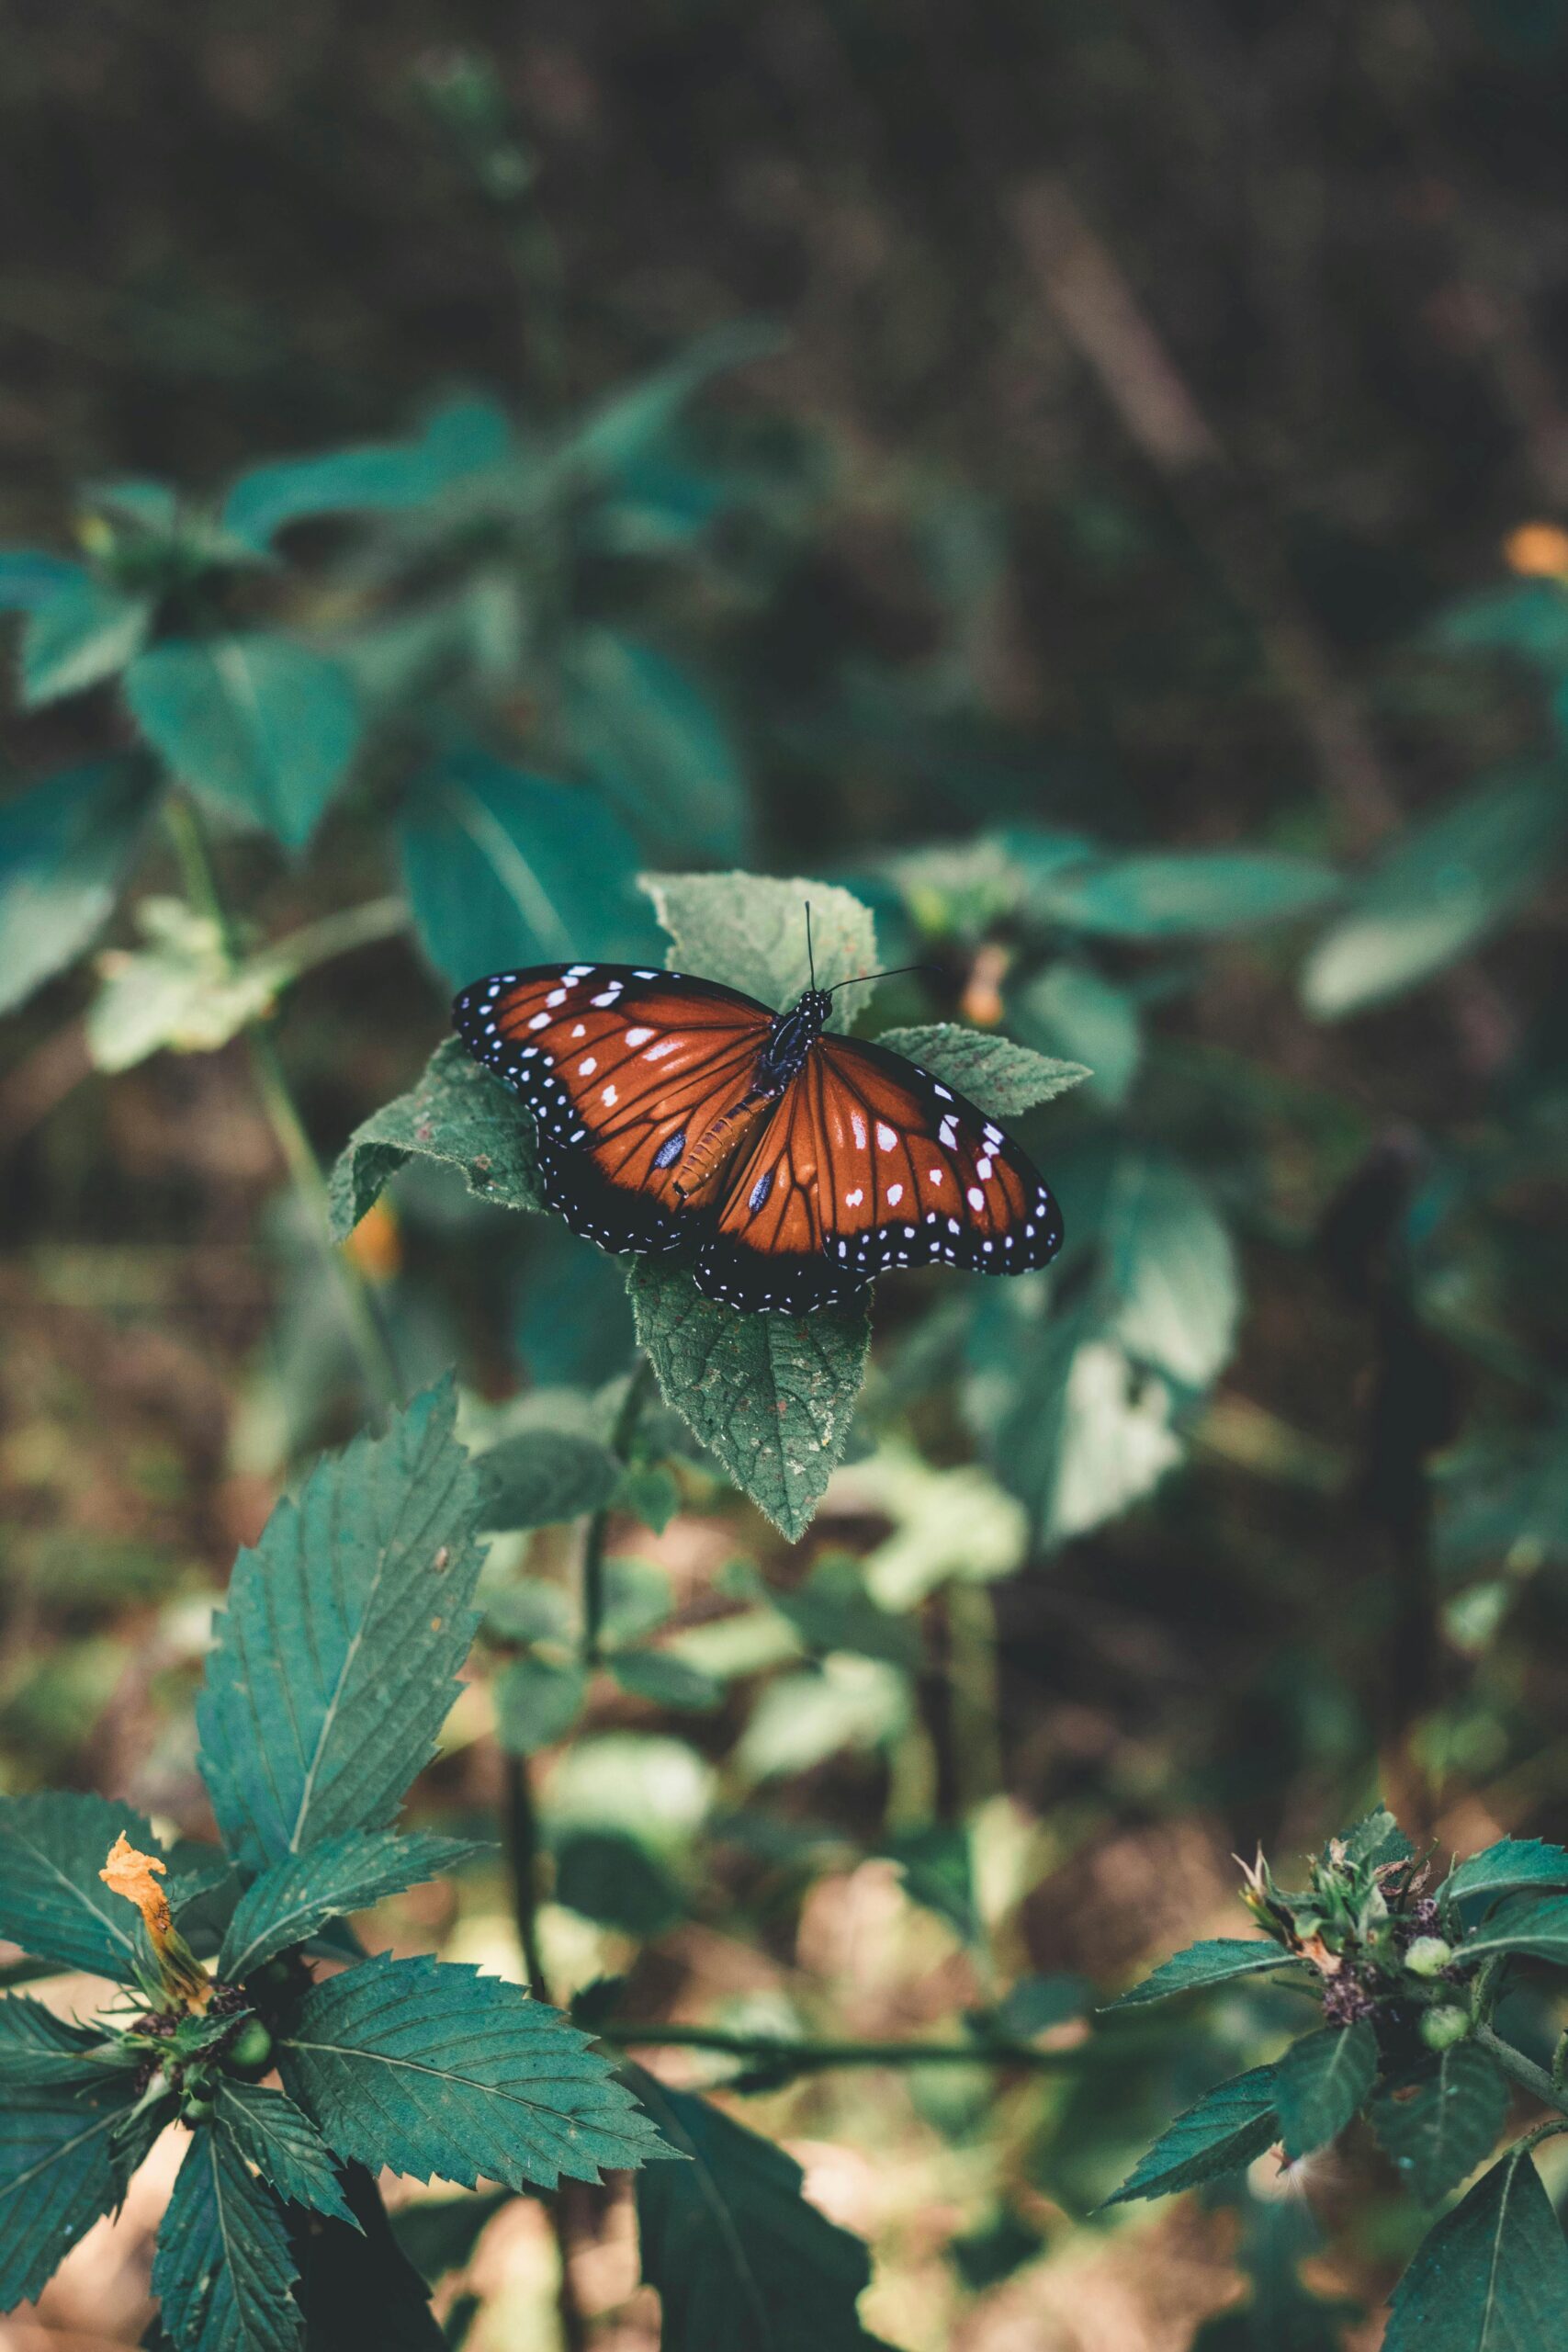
[451, 944, 1063, 1315]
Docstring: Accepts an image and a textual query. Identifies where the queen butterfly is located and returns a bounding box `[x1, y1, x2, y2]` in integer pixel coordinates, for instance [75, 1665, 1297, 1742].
[451, 945, 1063, 1315]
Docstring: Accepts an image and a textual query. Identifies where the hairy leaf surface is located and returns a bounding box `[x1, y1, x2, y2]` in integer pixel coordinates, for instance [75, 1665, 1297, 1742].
[328, 1038, 544, 1240]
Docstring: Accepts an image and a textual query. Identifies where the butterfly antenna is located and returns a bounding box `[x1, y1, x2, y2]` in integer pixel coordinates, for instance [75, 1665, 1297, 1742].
[805, 901, 816, 990]
[828, 964, 940, 995]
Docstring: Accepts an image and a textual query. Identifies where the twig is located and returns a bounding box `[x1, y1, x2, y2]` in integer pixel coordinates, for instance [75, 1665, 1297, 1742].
[1475, 2023, 1568, 2120]
[592, 2018, 1156, 2074]
[581, 1353, 657, 1665]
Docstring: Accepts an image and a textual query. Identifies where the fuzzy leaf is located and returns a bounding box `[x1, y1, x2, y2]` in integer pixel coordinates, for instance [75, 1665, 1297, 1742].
[213, 2080, 357, 2229]
[1274, 2023, 1378, 2160]
[125, 635, 362, 850]
[1442, 1839, 1568, 1907]
[1105, 2065, 1279, 2206]
[632, 2073, 887, 2350]
[0, 2079, 139, 2310]
[1382, 2144, 1568, 2350]
[1372, 2047, 1508, 2205]
[627, 1261, 870, 1540]
[873, 1024, 1089, 1116]
[1105, 1938, 1294, 2010]
[276, 1951, 673, 2191]
[152, 2129, 300, 2352]
[0, 1995, 118, 2090]
[327, 1037, 544, 1241]
[1458, 1893, 1568, 1965]
[197, 1377, 488, 1875]
[476, 1429, 622, 1530]
[0, 1790, 161, 1980]
[219, 1831, 483, 1982]
[640, 870, 876, 1028]
[0, 757, 159, 1016]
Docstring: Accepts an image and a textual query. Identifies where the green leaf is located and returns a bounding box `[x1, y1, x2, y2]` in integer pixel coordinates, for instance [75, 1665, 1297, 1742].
[626, 1261, 870, 1541]
[0, 1790, 161, 1979]
[1442, 1840, 1568, 1907]
[983, 1303, 1181, 1547]
[1273, 2022, 1378, 2159]
[608, 1650, 725, 1712]
[328, 1038, 544, 1241]
[1104, 1148, 1240, 1389]
[494, 1655, 587, 1753]
[735, 1656, 909, 1781]
[1041, 850, 1339, 938]
[0, 2078, 138, 2311]
[1372, 2046, 1508, 2204]
[476, 1429, 621, 1530]
[276, 1951, 672, 2190]
[0, 549, 88, 611]
[290, 2162, 445, 2350]
[0, 757, 158, 1016]
[20, 576, 152, 707]
[1105, 2064, 1279, 2205]
[1382, 2144, 1568, 2350]
[632, 2073, 888, 2350]
[152, 2128, 300, 2352]
[85, 897, 281, 1072]
[1105, 1939, 1294, 2010]
[219, 1831, 483, 1981]
[730, 1555, 921, 1669]
[212, 2080, 357, 2229]
[1337, 1807, 1414, 1870]
[562, 631, 749, 861]
[598, 1556, 675, 1644]
[1457, 1892, 1568, 1964]
[388, 2188, 510, 2284]
[642, 870, 877, 1025]
[564, 322, 781, 480]
[0, 1995, 118, 2090]
[1015, 961, 1142, 1106]
[1302, 766, 1568, 1018]
[197, 1376, 488, 1874]
[125, 636, 362, 849]
[221, 399, 510, 548]
[399, 751, 654, 987]
[873, 1024, 1089, 1116]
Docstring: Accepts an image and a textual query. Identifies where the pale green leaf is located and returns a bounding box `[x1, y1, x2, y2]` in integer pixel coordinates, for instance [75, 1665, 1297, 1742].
[1382, 2144, 1568, 2350]
[276, 1952, 673, 2190]
[640, 870, 876, 1027]
[1105, 1939, 1294, 2011]
[219, 1831, 482, 1982]
[0, 549, 87, 611]
[1105, 1150, 1240, 1389]
[152, 2128, 299, 2352]
[609, 1651, 725, 1712]
[222, 399, 510, 548]
[986, 1306, 1182, 1547]
[0, 756, 157, 1015]
[736, 1656, 909, 1781]
[212, 2079, 357, 2229]
[564, 322, 781, 479]
[873, 1024, 1088, 1116]
[1273, 2023, 1378, 2159]
[1371, 2047, 1508, 2205]
[126, 636, 362, 849]
[494, 1656, 586, 1754]
[197, 1377, 488, 1874]
[327, 1038, 544, 1242]
[0, 1790, 160, 1980]
[1105, 2065, 1279, 2205]
[85, 897, 280, 1072]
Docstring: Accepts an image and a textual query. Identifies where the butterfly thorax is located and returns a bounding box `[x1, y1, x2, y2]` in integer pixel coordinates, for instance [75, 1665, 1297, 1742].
[672, 989, 831, 1203]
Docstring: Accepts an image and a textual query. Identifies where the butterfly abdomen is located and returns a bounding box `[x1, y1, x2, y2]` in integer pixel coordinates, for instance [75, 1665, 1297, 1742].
[672, 1091, 773, 1201]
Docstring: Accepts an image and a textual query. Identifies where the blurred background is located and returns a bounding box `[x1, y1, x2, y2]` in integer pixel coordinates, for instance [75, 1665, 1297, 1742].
[6, 3, 1568, 2345]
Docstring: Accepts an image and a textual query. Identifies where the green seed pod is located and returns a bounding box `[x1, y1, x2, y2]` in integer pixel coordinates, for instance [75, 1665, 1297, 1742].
[225, 2019, 275, 2079]
[1420, 2004, 1472, 2052]
[1404, 1936, 1453, 1979]
[181, 2090, 215, 2123]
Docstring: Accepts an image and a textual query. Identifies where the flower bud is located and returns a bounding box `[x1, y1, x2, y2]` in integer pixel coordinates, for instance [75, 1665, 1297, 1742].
[1420, 2005, 1472, 2052]
[225, 2020, 275, 2080]
[1404, 1937, 1453, 1979]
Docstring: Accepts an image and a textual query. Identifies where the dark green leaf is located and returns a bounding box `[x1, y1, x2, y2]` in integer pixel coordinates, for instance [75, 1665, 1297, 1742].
[125, 636, 362, 849]
[553, 1828, 687, 1935]
[1302, 766, 1568, 1018]
[1273, 2022, 1378, 2159]
[885, 1825, 980, 1945]
[1194, 2191, 1359, 2352]
[614, 1461, 682, 1534]
[0, 2077, 138, 2311]
[1458, 1893, 1568, 1964]
[0, 1994, 118, 2090]
[1105, 1938, 1294, 2010]
[1105, 2065, 1280, 2205]
[212, 2080, 356, 2230]
[642, 870, 875, 1026]
[20, 577, 152, 706]
[1040, 850, 1339, 938]
[1104, 1148, 1239, 1389]
[1015, 961, 1142, 1107]
[626, 1261, 870, 1541]
[562, 631, 749, 861]
[730, 1555, 921, 1671]
[608, 1651, 725, 1712]
[482, 1581, 575, 1647]
[0, 757, 159, 1015]
[1371, 2047, 1508, 2204]
[399, 751, 654, 987]
[219, 1832, 483, 1981]
[476, 1429, 621, 1530]
[1337, 1808, 1414, 1871]
[0, 1790, 160, 1979]
[197, 1376, 488, 1874]
[152, 2129, 300, 2352]
[632, 2072, 887, 2350]
[388, 2188, 510, 2285]
[222, 400, 509, 548]
[598, 1556, 674, 1644]
[277, 1952, 673, 2190]
[1443, 1840, 1568, 1907]
[872, 1024, 1088, 1116]
[328, 1038, 544, 1241]
[493, 1656, 586, 1753]
[291, 2163, 444, 2351]
[986, 1975, 1091, 2039]
[0, 549, 87, 610]
[564, 322, 780, 480]
[1382, 2144, 1568, 2350]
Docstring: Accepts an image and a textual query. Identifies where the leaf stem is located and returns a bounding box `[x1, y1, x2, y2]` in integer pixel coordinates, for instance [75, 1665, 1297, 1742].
[581, 1353, 657, 1666]
[592, 2018, 1156, 2074]
[1475, 2022, 1568, 2118]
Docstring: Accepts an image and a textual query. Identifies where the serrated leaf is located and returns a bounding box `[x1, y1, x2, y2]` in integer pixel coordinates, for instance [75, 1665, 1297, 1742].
[0, 1790, 162, 1979]
[20, 576, 152, 707]
[0, 756, 159, 1016]
[562, 632, 749, 861]
[1302, 766, 1568, 1018]
[873, 1024, 1088, 1116]
[1382, 2144, 1568, 2350]
[494, 1656, 586, 1753]
[125, 636, 362, 849]
[1040, 850, 1340, 938]
[476, 1429, 621, 1530]
[1274, 2022, 1378, 2159]
[152, 2129, 300, 2352]
[641, 870, 876, 1028]
[626, 1260, 870, 1540]
[1457, 1892, 1568, 1964]
[276, 1951, 673, 2190]
[197, 1377, 488, 1874]
[1372, 2046, 1508, 2204]
[0, 1994, 118, 2089]
[221, 399, 510, 549]
[1105, 2064, 1280, 2205]
[328, 1037, 544, 1241]
[1105, 1938, 1294, 2010]
[632, 2072, 887, 2350]
[219, 1831, 483, 1982]
[1337, 1807, 1414, 1870]
[213, 2080, 357, 2229]
[1442, 1839, 1568, 1907]
[0, 2076, 138, 2311]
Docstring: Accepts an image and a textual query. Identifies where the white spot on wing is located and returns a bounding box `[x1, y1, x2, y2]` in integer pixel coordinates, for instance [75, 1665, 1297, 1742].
[876, 1122, 897, 1152]
[528, 1012, 550, 1031]
[845, 1188, 863, 1208]
[602, 1084, 618, 1106]
[887, 1182, 903, 1207]
[579, 1057, 597, 1075]
[645, 1038, 681, 1061]
[850, 1111, 866, 1150]
[626, 1027, 654, 1047]
[967, 1185, 985, 1212]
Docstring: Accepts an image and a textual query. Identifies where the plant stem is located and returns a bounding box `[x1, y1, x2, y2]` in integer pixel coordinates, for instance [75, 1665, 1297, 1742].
[581, 1353, 657, 1666]
[1475, 2023, 1568, 2118]
[592, 2019, 1157, 2074]
[502, 1753, 550, 2002]
[162, 796, 402, 1417]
